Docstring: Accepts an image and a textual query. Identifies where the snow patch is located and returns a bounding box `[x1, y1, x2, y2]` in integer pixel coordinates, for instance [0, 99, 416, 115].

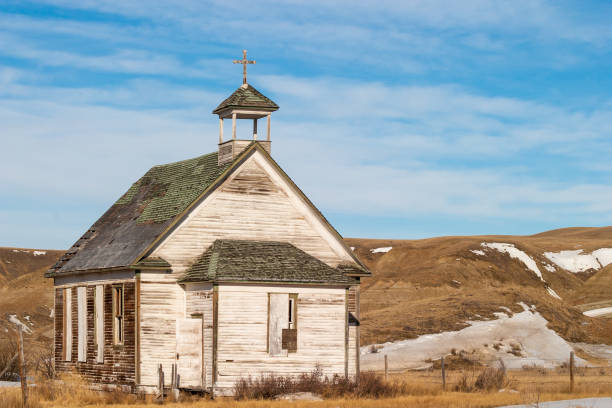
[8, 315, 32, 334]
[361, 306, 584, 371]
[33, 250, 46, 256]
[482, 243, 543, 281]
[497, 397, 612, 408]
[544, 250, 601, 273]
[471, 249, 485, 256]
[583, 307, 612, 317]
[592, 248, 612, 268]
[547, 287, 562, 300]
[543, 263, 556, 273]
[371, 246, 392, 254]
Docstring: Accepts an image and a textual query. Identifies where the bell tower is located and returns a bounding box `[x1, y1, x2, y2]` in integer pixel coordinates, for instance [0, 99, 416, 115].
[214, 50, 279, 166]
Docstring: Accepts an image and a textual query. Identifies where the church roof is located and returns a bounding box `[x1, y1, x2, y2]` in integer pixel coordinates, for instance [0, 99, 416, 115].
[46, 150, 236, 277]
[179, 239, 356, 285]
[46, 142, 369, 278]
[212, 84, 279, 114]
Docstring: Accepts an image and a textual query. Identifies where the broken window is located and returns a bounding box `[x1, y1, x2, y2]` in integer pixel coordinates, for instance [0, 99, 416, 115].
[112, 285, 124, 345]
[268, 293, 297, 356]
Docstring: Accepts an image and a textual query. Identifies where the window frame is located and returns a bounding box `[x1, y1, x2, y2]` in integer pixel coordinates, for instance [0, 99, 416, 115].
[94, 284, 104, 362]
[77, 286, 87, 362]
[63, 287, 72, 361]
[112, 284, 124, 346]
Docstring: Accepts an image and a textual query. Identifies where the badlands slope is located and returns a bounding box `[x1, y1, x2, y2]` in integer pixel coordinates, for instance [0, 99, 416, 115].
[348, 227, 612, 369]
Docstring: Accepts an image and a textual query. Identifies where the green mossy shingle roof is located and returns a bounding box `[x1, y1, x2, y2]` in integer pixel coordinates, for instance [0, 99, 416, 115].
[179, 239, 356, 285]
[48, 151, 234, 275]
[213, 84, 279, 114]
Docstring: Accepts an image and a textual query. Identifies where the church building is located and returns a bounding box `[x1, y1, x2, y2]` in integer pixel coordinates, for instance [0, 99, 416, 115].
[46, 51, 369, 395]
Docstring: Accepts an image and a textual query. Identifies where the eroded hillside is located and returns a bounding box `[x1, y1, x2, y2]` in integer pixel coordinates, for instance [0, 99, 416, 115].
[347, 227, 612, 348]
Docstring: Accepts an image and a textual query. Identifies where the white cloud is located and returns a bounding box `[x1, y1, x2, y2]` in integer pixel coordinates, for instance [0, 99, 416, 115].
[2, 72, 611, 225]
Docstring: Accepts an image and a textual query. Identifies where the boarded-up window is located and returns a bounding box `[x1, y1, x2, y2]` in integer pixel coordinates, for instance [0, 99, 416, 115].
[77, 286, 87, 362]
[63, 287, 72, 361]
[112, 285, 124, 345]
[94, 285, 104, 362]
[268, 293, 297, 356]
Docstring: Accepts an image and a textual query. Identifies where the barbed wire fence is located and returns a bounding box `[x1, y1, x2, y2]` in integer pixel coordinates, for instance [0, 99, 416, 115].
[374, 352, 612, 391]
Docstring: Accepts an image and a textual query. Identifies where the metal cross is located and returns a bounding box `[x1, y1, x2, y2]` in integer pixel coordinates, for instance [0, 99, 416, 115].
[233, 49, 256, 85]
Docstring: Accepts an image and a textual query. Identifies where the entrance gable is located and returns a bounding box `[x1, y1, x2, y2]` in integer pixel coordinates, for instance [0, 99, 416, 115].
[150, 150, 355, 275]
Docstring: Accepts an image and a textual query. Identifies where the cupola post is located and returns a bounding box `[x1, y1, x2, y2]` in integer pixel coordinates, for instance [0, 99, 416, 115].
[213, 50, 279, 166]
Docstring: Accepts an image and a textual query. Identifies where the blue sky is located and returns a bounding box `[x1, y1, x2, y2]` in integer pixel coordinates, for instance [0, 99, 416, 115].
[1, 1, 612, 249]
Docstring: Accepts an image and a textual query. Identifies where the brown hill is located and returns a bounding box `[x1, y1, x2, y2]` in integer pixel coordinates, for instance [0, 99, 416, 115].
[0, 248, 63, 356]
[347, 227, 612, 347]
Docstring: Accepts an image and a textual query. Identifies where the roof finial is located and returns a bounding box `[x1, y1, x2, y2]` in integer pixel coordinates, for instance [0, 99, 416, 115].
[233, 49, 256, 85]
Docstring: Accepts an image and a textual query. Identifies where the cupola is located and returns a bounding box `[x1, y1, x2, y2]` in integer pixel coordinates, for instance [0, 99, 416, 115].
[214, 50, 279, 165]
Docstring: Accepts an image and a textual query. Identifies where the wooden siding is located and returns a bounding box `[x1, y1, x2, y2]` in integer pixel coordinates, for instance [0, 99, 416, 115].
[54, 281, 136, 387]
[151, 152, 353, 275]
[214, 284, 346, 391]
[138, 271, 183, 387]
[348, 326, 357, 379]
[184, 282, 214, 388]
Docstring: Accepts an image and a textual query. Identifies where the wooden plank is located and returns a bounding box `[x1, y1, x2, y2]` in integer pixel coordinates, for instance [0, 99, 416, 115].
[95, 285, 104, 363]
[151, 154, 354, 272]
[268, 293, 288, 356]
[65, 288, 72, 361]
[176, 318, 203, 388]
[213, 286, 218, 388]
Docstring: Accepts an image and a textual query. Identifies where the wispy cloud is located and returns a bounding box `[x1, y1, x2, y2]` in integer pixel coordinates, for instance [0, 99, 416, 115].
[1, 1, 611, 247]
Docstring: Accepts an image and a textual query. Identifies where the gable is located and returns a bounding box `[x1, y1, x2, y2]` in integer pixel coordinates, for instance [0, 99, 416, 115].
[149, 150, 359, 274]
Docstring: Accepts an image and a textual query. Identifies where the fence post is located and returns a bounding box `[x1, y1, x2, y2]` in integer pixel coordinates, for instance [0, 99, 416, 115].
[158, 363, 164, 403]
[17, 326, 27, 407]
[441, 356, 446, 391]
[569, 351, 575, 393]
[384, 354, 388, 381]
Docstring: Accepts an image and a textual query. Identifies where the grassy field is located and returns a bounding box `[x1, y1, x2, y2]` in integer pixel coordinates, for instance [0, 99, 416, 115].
[2, 367, 611, 408]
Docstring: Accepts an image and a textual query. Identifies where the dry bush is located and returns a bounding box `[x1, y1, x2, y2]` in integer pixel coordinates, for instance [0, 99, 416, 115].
[453, 361, 507, 392]
[474, 361, 508, 391]
[32, 347, 55, 380]
[234, 368, 405, 400]
[0, 337, 19, 381]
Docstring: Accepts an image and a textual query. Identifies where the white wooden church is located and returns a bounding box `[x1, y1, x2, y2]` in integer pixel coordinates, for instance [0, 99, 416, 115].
[46, 51, 369, 395]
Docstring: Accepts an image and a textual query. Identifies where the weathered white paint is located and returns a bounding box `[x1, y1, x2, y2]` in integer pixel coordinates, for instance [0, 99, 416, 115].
[138, 271, 183, 387]
[184, 282, 214, 387]
[77, 286, 87, 362]
[95, 284, 104, 363]
[137, 151, 362, 391]
[269, 293, 289, 356]
[348, 325, 357, 378]
[64, 287, 72, 361]
[176, 318, 203, 388]
[151, 151, 355, 273]
[215, 284, 347, 392]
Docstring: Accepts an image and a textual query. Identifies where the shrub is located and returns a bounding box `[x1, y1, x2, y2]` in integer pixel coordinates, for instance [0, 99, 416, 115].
[454, 361, 507, 392]
[233, 369, 404, 400]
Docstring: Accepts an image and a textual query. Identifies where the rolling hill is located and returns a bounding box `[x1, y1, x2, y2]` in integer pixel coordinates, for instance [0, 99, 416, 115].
[347, 227, 612, 348]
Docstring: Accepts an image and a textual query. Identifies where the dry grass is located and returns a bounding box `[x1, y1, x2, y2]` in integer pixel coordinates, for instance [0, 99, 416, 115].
[1, 367, 611, 408]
